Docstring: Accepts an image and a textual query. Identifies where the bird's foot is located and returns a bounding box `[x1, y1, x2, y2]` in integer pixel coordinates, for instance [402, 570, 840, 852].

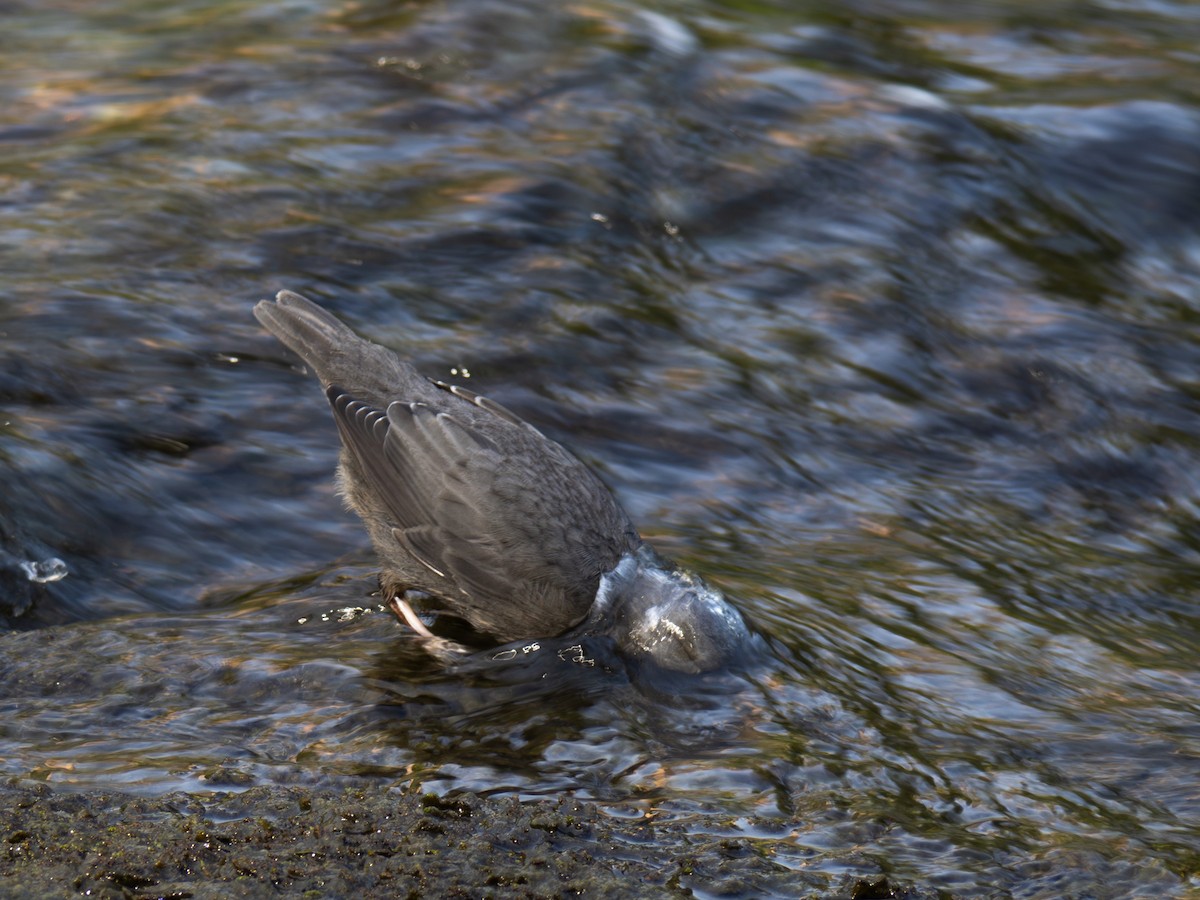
[387, 591, 472, 662]
[389, 593, 436, 638]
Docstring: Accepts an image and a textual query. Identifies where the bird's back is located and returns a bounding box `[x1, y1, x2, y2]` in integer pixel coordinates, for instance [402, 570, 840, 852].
[254, 291, 640, 640]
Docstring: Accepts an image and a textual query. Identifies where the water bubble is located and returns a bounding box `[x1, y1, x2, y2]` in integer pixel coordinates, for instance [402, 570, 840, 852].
[637, 11, 699, 58]
[18, 557, 68, 584]
[557, 644, 595, 667]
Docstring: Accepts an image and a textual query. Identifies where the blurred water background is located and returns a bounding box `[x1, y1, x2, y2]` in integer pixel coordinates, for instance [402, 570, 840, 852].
[1, 0, 1199, 896]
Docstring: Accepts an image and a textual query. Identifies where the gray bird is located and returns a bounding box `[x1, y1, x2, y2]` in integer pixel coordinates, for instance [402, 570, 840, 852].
[254, 290, 749, 673]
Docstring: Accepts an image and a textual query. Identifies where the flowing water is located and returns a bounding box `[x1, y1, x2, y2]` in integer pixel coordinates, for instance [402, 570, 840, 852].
[1, 0, 1199, 896]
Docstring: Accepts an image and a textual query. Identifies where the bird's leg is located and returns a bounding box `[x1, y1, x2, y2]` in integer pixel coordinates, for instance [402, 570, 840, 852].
[381, 578, 436, 636]
[389, 592, 437, 639]
[383, 583, 471, 662]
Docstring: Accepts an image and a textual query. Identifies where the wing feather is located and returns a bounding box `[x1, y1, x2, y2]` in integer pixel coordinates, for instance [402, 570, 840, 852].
[327, 382, 635, 636]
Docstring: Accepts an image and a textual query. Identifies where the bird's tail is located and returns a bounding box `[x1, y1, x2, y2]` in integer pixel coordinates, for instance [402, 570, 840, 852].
[253, 290, 361, 375]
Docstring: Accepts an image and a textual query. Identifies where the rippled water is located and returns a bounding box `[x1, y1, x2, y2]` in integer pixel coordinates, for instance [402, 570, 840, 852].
[2, 0, 1200, 896]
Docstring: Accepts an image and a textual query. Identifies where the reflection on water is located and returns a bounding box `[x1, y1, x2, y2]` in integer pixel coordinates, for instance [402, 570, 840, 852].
[1, 0, 1199, 895]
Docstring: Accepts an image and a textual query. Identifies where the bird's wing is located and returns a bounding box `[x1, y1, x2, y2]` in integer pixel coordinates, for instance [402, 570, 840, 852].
[326, 385, 619, 636]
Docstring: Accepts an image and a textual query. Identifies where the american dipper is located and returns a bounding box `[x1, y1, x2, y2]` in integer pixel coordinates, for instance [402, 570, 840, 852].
[255, 290, 749, 673]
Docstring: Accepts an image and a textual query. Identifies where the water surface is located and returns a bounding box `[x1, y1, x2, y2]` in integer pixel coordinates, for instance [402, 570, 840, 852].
[1, 0, 1199, 896]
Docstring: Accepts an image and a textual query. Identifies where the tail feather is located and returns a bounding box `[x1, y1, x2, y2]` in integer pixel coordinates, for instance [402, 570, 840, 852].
[255, 290, 423, 404]
[254, 290, 359, 372]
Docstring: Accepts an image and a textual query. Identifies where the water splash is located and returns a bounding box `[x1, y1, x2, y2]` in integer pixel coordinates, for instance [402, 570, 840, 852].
[18, 557, 68, 584]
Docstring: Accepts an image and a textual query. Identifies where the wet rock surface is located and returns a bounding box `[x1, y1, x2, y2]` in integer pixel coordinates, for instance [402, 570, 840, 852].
[0, 782, 923, 899]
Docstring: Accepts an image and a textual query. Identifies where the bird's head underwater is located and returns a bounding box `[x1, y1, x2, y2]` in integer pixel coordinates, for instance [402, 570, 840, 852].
[589, 546, 750, 675]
